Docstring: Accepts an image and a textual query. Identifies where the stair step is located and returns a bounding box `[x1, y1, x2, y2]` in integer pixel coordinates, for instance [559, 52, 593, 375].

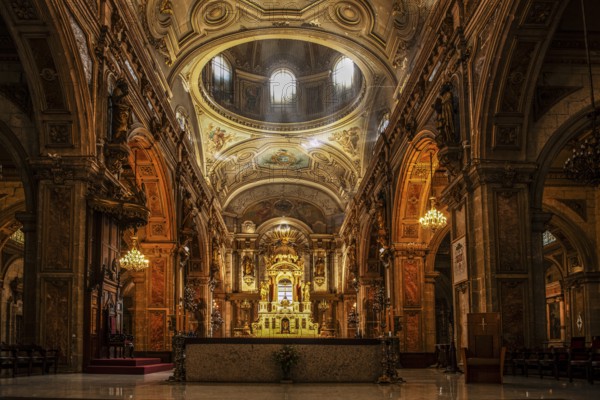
[90, 358, 163, 367]
[85, 363, 173, 375]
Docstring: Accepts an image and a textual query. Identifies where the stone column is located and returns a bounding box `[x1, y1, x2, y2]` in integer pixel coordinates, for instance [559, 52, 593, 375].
[131, 271, 147, 351]
[531, 210, 552, 346]
[443, 163, 537, 348]
[14, 212, 36, 344]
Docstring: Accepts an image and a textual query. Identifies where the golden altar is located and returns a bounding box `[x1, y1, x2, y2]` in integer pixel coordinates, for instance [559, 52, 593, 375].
[251, 233, 319, 337]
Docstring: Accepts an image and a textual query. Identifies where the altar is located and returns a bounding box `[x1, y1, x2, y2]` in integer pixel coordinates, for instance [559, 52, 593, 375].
[250, 229, 319, 337]
[184, 337, 383, 382]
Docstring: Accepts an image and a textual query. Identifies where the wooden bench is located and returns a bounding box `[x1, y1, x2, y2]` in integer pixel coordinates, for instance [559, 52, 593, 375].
[0, 344, 16, 377]
[0, 345, 59, 377]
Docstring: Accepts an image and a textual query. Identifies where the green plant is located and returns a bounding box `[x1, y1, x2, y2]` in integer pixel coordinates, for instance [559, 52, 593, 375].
[272, 345, 299, 371]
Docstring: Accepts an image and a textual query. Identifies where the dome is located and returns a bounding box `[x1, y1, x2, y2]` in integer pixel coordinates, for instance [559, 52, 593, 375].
[200, 39, 364, 126]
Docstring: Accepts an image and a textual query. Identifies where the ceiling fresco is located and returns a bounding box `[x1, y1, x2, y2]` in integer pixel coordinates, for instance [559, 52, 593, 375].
[242, 198, 327, 231]
[138, 0, 433, 232]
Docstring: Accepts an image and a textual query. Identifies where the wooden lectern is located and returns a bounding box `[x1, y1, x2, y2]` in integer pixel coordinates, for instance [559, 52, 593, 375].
[461, 312, 505, 383]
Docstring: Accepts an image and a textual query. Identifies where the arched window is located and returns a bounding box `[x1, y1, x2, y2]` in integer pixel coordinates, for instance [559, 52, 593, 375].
[277, 278, 293, 302]
[332, 56, 355, 92]
[270, 68, 296, 109]
[210, 54, 232, 103]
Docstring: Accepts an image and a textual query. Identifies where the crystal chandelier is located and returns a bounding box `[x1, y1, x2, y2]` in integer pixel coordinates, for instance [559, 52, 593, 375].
[119, 235, 149, 271]
[419, 153, 447, 232]
[563, 0, 600, 185]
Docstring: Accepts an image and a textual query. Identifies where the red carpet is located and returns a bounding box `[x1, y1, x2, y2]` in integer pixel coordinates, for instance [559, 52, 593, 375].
[85, 357, 173, 375]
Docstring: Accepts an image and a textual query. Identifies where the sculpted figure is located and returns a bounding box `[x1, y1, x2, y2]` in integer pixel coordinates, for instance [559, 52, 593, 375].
[314, 257, 325, 277]
[260, 280, 269, 301]
[302, 281, 311, 302]
[242, 255, 254, 276]
[111, 79, 131, 144]
[433, 82, 458, 145]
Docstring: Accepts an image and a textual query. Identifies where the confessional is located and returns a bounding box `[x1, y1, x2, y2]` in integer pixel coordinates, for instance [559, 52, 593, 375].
[461, 312, 505, 383]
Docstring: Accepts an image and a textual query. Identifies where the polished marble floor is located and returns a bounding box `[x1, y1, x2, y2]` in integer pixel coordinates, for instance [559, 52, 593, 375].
[0, 368, 599, 400]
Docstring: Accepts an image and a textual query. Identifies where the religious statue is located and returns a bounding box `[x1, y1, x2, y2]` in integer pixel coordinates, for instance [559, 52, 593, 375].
[260, 280, 269, 301]
[314, 257, 325, 277]
[242, 255, 254, 276]
[110, 78, 131, 144]
[433, 82, 458, 146]
[302, 282, 311, 302]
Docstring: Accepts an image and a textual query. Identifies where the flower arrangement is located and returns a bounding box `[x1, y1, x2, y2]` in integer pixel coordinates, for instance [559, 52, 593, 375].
[272, 345, 299, 377]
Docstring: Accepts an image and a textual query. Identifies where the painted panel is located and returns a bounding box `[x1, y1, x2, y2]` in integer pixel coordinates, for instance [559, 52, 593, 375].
[403, 259, 420, 307]
[151, 258, 166, 307]
[148, 310, 165, 351]
[496, 192, 524, 272]
[404, 183, 422, 218]
[44, 186, 72, 270]
[499, 279, 526, 348]
[43, 279, 71, 363]
[405, 312, 420, 352]
[257, 148, 310, 170]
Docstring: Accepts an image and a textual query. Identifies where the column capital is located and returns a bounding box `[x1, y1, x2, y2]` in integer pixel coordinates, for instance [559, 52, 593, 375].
[531, 209, 553, 233]
[14, 212, 36, 232]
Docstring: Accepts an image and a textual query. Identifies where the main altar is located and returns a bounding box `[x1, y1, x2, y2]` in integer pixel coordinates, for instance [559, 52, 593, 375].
[251, 228, 319, 337]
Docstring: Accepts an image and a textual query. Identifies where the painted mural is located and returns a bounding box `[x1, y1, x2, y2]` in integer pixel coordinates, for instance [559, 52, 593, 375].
[242, 198, 326, 227]
[257, 148, 309, 169]
[206, 123, 235, 152]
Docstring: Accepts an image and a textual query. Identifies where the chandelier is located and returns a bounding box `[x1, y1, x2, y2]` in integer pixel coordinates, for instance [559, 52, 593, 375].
[119, 234, 149, 271]
[419, 153, 447, 232]
[563, 0, 600, 185]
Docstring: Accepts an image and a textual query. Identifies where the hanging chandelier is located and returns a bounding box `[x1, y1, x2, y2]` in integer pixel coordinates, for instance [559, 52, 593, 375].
[119, 235, 149, 271]
[563, 0, 600, 185]
[419, 197, 447, 232]
[419, 152, 447, 232]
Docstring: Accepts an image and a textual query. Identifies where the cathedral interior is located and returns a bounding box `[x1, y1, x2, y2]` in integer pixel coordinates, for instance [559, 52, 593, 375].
[1, 0, 600, 383]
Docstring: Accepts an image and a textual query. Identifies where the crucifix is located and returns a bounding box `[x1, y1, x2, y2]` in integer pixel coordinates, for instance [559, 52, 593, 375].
[480, 317, 487, 332]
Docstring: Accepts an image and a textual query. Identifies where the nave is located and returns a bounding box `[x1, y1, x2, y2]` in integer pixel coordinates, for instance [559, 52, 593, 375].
[0, 369, 598, 400]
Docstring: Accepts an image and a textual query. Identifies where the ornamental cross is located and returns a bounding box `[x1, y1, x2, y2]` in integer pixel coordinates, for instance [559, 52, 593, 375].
[480, 317, 487, 331]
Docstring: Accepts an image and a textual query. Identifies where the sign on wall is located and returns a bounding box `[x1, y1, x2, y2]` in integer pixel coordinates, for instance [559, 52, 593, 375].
[452, 235, 468, 284]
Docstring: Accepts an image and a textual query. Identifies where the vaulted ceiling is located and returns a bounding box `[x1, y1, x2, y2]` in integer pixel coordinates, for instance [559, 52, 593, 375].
[136, 0, 435, 232]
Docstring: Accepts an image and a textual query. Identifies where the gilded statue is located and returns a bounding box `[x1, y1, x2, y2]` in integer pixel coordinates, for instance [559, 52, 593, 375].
[302, 282, 311, 302]
[260, 280, 269, 301]
[242, 255, 254, 276]
[111, 78, 131, 144]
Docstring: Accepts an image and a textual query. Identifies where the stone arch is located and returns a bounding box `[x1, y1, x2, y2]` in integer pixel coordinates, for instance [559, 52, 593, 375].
[473, 0, 571, 160]
[392, 133, 442, 246]
[542, 203, 596, 273]
[0, 121, 35, 214]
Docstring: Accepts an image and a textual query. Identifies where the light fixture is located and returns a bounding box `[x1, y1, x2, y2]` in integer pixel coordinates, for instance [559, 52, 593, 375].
[318, 299, 329, 311]
[419, 152, 447, 232]
[119, 233, 149, 271]
[563, 0, 600, 185]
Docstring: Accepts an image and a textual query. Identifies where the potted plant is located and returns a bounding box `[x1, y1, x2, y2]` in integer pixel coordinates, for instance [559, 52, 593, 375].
[272, 344, 299, 382]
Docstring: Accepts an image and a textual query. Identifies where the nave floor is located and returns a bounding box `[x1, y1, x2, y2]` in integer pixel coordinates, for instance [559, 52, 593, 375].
[0, 368, 598, 400]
